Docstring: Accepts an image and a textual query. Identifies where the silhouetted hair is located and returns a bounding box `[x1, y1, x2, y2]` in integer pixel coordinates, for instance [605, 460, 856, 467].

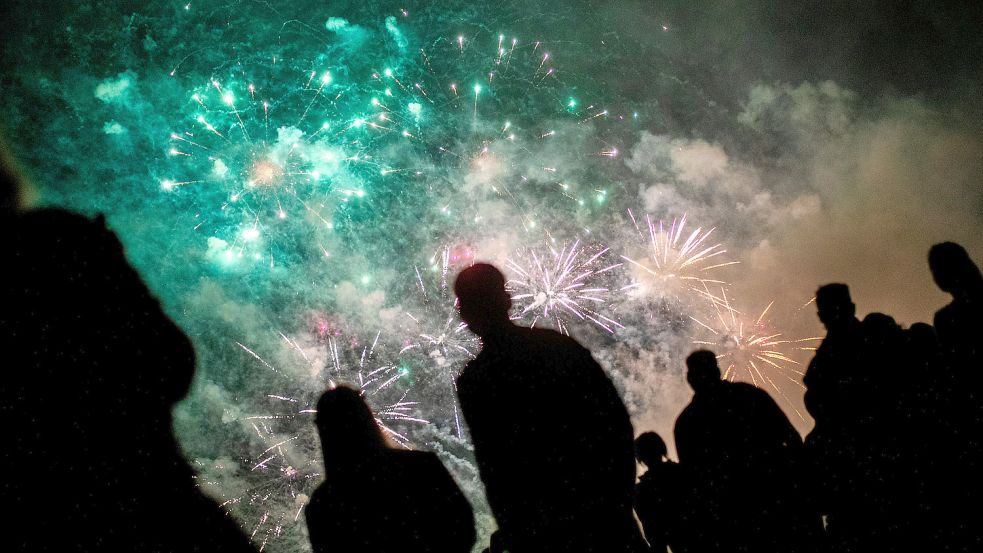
[635, 432, 668, 467]
[862, 312, 899, 329]
[929, 242, 982, 294]
[315, 386, 385, 468]
[686, 350, 721, 392]
[454, 263, 507, 306]
[907, 322, 937, 346]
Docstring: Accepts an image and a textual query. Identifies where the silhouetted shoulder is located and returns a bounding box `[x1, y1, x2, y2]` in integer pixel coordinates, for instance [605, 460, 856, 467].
[729, 381, 775, 402]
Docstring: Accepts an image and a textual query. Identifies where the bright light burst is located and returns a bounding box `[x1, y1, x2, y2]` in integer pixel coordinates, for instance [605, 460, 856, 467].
[621, 210, 738, 303]
[691, 292, 820, 421]
[165, 71, 345, 259]
[506, 238, 624, 334]
[163, 24, 622, 269]
[398, 245, 479, 437]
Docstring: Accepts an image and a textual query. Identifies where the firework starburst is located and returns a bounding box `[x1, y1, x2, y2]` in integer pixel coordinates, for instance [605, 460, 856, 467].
[691, 293, 820, 421]
[621, 210, 738, 304]
[506, 239, 624, 334]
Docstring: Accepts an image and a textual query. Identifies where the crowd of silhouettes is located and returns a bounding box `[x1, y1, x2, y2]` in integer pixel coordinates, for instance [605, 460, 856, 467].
[3, 137, 982, 553]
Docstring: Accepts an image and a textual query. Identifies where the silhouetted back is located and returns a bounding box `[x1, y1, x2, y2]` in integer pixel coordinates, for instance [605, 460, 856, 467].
[458, 326, 643, 553]
[0, 208, 255, 552]
[454, 263, 642, 553]
[674, 350, 818, 553]
[306, 386, 475, 553]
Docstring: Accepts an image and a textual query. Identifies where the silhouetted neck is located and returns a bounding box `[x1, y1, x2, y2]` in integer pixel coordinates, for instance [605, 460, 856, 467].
[827, 317, 862, 336]
[478, 321, 520, 347]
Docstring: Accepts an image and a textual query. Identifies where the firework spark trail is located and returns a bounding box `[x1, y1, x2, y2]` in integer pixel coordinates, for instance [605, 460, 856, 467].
[399, 246, 479, 437]
[220, 328, 427, 548]
[506, 239, 624, 334]
[621, 211, 739, 304]
[691, 292, 821, 422]
[163, 25, 624, 273]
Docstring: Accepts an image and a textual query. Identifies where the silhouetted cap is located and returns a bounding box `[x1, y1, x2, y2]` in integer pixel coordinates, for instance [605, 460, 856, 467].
[635, 431, 668, 466]
[816, 283, 852, 308]
[454, 263, 507, 306]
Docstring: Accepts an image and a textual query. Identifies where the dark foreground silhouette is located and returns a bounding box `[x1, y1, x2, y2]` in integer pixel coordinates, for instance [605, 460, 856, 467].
[675, 350, 823, 553]
[0, 208, 256, 552]
[454, 263, 646, 553]
[306, 386, 475, 553]
[799, 270, 983, 552]
[634, 432, 690, 553]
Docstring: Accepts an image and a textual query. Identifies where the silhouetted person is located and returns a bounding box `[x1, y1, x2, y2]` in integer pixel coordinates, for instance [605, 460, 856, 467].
[800, 284, 871, 552]
[0, 208, 256, 552]
[454, 263, 645, 553]
[859, 312, 928, 552]
[803, 284, 866, 426]
[674, 350, 819, 553]
[929, 242, 983, 367]
[634, 432, 690, 553]
[305, 386, 475, 553]
[928, 242, 983, 552]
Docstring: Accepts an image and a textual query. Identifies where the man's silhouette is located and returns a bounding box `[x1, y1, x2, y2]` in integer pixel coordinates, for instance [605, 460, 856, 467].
[305, 386, 475, 553]
[634, 432, 690, 553]
[0, 208, 256, 552]
[802, 284, 884, 552]
[674, 350, 818, 553]
[803, 284, 866, 427]
[454, 263, 644, 553]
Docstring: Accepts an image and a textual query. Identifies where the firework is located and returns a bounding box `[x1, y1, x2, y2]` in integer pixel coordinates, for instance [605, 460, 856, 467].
[506, 238, 624, 334]
[621, 210, 738, 305]
[398, 246, 480, 437]
[691, 292, 820, 421]
[164, 67, 347, 264]
[162, 19, 626, 272]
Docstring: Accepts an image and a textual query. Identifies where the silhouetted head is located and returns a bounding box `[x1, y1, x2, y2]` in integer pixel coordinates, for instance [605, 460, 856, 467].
[929, 242, 982, 296]
[454, 263, 513, 339]
[862, 312, 904, 346]
[815, 283, 856, 330]
[635, 431, 668, 467]
[686, 350, 722, 394]
[314, 386, 385, 470]
[906, 322, 938, 363]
